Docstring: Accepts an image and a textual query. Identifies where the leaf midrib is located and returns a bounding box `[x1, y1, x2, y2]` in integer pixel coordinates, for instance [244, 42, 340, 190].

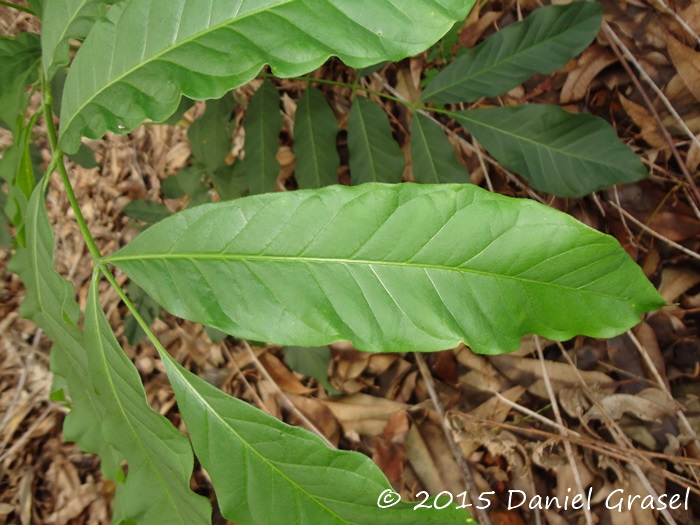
[105, 251, 631, 302]
[454, 110, 636, 174]
[164, 360, 353, 524]
[87, 283, 196, 525]
[423, 4, 595, 101]
[61, 0, 297, 137]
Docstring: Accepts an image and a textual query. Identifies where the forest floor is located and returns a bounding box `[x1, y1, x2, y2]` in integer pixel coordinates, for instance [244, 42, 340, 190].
[1, 1, 700, 524]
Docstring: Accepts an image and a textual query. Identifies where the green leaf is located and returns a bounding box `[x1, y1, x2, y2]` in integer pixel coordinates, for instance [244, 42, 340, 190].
[0, 33, 41, 135]
[0, 190, 11, 248]
[294, 86, 339, 188]
[211, 162, 248, 201]
[284, 346, 340, 395]
[106, 183, 665, 355]
[9, 182, 122, 480]
[123, 282, 162, 345]
[188, 95, 236, 173]
[164, 96, 195, 125]
[160, 355, 471, 524]
[1, 123, 41, 245]
[455, 105, 648, 198]
[348, 97, 404, 185]
[10, 183, 211, 524]
[26, 0, 45, 18]
[122, 199, 172, 224]
[162, 167, 211, 207]
[67, 141, 99, 169]
[57, 0, 476, 153]
[84, 274, 211, 524]
[41, 0, 112, 81]
[421, 2, 603, 104]
[410, 113, 469, 184]
[242, 81, 282, 195]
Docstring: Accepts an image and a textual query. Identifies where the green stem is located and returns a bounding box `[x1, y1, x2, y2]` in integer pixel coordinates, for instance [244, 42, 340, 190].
[99, 264, 177, 367]
[0, 1, 34, 14]
[260, 72, 467, 121]
[41, 72, 103, 262]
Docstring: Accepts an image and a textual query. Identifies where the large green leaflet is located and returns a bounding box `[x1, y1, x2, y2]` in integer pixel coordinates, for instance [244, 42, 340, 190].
[9, 183, 120, 478]
[41, 0, 112, 81]
[242, 81, 282, 195]
[106, 183, 665, 355]
[455, 105, 649, 198]
[421, 2, 603, 104]
[294, 86, 340, 188]
[10, 184, 210, 524]
[84, 275, 211, 524]
[160, 355, 472, 524]
[58, 0, 476, 153]
[348, 97, 404, 185]
[410, 112, 469, 184]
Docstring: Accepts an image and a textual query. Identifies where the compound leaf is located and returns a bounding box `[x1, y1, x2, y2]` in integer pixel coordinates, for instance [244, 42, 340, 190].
[160, 354, 471, 524]
[348, 97, 404, 185]
[58, 0, 476, 153]
[294, 86, 339, 188]
[242, 81, 282, 195]
[410, 113, 469, 184]
[84, 274, 211, 525]
[421, 2, 603, 104]
[41, 0, 112, 81]
[107, 183, 665, 355]
[455, 105, 648, 198]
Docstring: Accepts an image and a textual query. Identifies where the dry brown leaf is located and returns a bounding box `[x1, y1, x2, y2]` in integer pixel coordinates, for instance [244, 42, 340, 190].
[561, 47, 617, 103]
[259, 352, 314, 395]
[687, 133, 700, 172]
[288, 393, 341, 446]
[680, 3, 700, 34]
[619, 95, 669, 150]
[489, 355, 615, 399]
[667, 35, 700, 102]
[584, 388, 679, 423]
[371, 411, 410, 482]
[405, 419, 464, 495]
[322, 393, 407, 436]
[634, 322, 669, 390]
[658, 266, 700, 303]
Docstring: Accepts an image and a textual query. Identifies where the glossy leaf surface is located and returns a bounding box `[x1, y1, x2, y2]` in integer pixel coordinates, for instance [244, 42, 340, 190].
[456, 105, 648, 197]
[421, 2, 603, 104]
[294, 86, 340, 188]
[242, 81, 282, 195]
[58, 0, 476, 153]
[107, 183, 665, 355]
[161, 355, 471, 524]
[348, 97, 404, 185]
[410, 113, 469, 184]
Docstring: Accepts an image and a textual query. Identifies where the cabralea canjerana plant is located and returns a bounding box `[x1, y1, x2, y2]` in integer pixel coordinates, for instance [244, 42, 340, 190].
[1, 1, 664, 523]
